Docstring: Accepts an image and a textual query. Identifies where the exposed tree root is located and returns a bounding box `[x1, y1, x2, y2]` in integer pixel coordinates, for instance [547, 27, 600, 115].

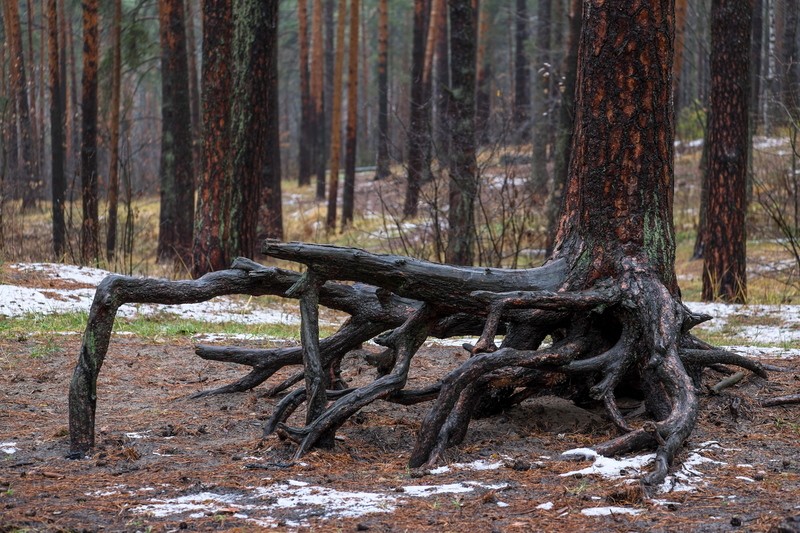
[69, 244, 772, 488]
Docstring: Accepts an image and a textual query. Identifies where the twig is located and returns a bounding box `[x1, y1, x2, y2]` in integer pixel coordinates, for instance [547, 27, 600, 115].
[710, 371, 746, 394]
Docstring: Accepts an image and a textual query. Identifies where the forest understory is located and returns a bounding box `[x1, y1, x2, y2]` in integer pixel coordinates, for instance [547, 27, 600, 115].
[2, 332, 799, 532]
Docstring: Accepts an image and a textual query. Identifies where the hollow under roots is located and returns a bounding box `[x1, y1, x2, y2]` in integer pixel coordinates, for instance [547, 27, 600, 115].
[69, 243, 769, 488]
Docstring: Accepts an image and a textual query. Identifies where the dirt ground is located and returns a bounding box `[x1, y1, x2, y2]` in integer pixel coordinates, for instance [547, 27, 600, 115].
[1, 333, 800, 532]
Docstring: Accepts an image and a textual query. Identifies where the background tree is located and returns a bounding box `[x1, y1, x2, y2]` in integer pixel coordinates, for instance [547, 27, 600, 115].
[106, 0, 123, 263]
[229, 0, 279, 257]
[403, 0, 432, 218]
[341, 0, 360, 229]
[513, 0, 530, 141]
[156, 0, 195, 266]
[192, 0, 232, 277]
[310, 0, 326, 199]
[260, 0, 282, 240]
[79, 0, 99, 264]
[702, 0, 751, 303]
[325, 0, 348, 231]
[544, 0, 580, 256]
[530, 0, 551, 196]
[297, 0, 313, 186]
[374, 0, 391, 180]
[47, 0, 66, 259]
[444, 0, 477, 265]
[3, 0, 38, 209]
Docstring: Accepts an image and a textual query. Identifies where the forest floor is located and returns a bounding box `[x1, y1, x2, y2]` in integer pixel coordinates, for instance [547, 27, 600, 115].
[1, 264, 800, 532]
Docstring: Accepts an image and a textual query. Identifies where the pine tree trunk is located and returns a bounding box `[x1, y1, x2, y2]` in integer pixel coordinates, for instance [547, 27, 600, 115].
[341, 0, 359, 229]
[530, 0, 551, 197]
[260, 0, 282, 240]
[311, 0, 325, 199]
[475, 1, 490, 145]
[374, 0, 391, 180]
[47, 0, 66, 259]
[228, 0, 277, 258]
[185, 0, 202, 178]
[444, 0, 477, 266]
[297, 0, 313, 186]
[325, 0, 348, 231]
[192, 0, 232, 278]
[544, 0, 580, 256]
[702, 0, 751, 303]
[157, 0, 195, 266]
[403, 0, 432, 218]
[513, 0, 530, 142]
[3, 0, 38, 209]
[783, 0, 799, 120]
[673, 0, 688, 114]
[79, 0, 99, 264]
[106, 0, 122, 263]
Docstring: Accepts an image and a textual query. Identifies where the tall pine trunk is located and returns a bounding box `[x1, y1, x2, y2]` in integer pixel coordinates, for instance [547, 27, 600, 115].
[47, 0, 66, 259]
[444, 0, 477, 266]
[325, 0, 348, 230]
[297, 0, 313, 186]
[185, 0, 202, 176]
[310, 0, 325, 199]
[157, 0, 195, 266]
[4, 0, 38, 209]
[530, 0, 551, 196]
[513, 0, 530, 142]
[106, 0, 122, 263]
[374, 0, 390, 180]
[192, 0, 232, 277]
[544, 0, 580, 256]
[260, 0, 282, 240]
[341, 0, 359, 229]
[403, 0, 432, 218]
[79, 0, 99, 264]
[702, 0, 751, 303]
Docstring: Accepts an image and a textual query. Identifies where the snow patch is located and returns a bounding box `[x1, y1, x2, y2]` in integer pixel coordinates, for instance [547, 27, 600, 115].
[401, 481, 507, 497]
[560, 450, 655, 479]
[1, 442, 18, 454]
[536, 502, 554, 510]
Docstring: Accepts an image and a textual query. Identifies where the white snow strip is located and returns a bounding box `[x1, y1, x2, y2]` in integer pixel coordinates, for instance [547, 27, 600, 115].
[581, 506, 643, 517]
[536, 502, 554, 510]
[736, 476, 756, 483]
[125, 432, 148, 440]
[401, 483, 481, 497]
[1, 442, 18, 454]
[560, 451, 655, 479]
[496, 502, 510, 508]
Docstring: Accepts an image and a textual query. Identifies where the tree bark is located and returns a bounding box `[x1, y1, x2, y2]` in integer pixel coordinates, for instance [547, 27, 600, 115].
[297, 0, 313, 186]
[444, 0, 477, 266]
[530, 0, 551, 196]
[341, 0, 359, 229]
[185, 0, 202, 176]
[513, 0, 530, 142]
[310, 0, 326, 199]
[544, 0, 580, 256]
[403, 0, 432, 218]
[229, 0, 277, 258]
[157, 0, 195, 266]
[702, 0, 751, 303]
[79, 0, 100, 265]
[106, 0, 122, 263]
[325, 0, 348, 231]
[374, 0, 391, 180]
[3, 0, 39, 209]
[47, 0, 66, 259]
[260, 0, 282, 240]
[192, 0, 232, 277]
